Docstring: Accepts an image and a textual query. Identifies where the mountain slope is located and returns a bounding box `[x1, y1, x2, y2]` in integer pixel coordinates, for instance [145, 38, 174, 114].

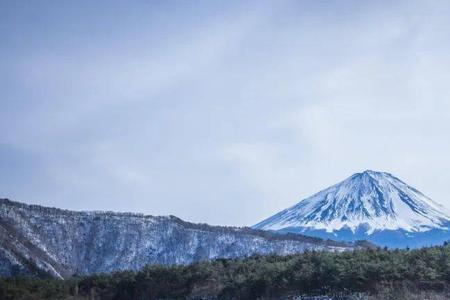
[0, 198, 352, 278]
[254, 170, 450, 248]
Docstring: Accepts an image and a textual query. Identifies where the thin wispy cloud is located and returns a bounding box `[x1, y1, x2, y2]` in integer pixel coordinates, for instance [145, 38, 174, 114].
[1, 1, 450, 226]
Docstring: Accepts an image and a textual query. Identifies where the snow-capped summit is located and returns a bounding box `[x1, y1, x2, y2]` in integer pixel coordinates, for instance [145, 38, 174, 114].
[254, 171, 450, 247]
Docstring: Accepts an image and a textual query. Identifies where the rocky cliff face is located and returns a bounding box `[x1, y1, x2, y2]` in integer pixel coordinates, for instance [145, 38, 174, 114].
[0, 199, 351, 278]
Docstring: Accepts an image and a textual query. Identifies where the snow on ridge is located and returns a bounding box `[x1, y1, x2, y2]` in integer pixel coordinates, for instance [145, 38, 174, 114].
[254, 170, 450, 234]
[0, 198, 353, 277]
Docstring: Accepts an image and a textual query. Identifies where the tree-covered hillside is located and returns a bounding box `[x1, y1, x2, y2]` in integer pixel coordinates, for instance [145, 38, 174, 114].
[2, 244, 450, 299]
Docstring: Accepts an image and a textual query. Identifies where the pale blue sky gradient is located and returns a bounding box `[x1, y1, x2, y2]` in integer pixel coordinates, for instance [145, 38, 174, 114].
[1, 1, 450, 226]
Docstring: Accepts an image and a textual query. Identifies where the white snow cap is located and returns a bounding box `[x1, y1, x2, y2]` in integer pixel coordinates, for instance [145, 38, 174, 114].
[254, 170, 450, 234]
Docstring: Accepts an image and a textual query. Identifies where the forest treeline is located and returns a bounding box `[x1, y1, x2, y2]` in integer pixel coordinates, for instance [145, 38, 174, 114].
[1, 244, 450, 300]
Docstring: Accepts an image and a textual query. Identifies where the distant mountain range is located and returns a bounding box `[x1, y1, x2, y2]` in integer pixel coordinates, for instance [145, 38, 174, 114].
[254, 170, 450, 248]
[1, 170, 444, 279]
[0, 198, 353, 279]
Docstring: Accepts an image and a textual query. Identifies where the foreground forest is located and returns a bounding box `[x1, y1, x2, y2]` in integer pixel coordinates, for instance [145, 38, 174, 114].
[2, 244, 450, 300]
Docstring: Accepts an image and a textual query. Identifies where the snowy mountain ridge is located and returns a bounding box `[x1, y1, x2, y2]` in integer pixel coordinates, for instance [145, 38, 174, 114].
[254, 171, 450, 246]
[0, 198, 353, 278]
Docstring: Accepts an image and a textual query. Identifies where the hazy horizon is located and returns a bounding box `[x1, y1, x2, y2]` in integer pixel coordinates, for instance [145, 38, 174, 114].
[2, 1, 450, 226]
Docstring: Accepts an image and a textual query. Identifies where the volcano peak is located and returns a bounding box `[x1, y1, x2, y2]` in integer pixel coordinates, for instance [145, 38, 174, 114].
[254, 171, 450, 235]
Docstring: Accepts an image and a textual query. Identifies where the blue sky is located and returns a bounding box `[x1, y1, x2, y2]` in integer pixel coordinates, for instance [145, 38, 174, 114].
[1, 0, 450, 226]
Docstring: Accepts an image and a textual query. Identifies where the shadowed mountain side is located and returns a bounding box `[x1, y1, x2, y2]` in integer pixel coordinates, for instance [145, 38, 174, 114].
[0, 199, 355, 278]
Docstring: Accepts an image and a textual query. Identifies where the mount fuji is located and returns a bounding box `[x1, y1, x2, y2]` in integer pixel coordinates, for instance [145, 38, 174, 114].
[253, 170, 450, 248]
